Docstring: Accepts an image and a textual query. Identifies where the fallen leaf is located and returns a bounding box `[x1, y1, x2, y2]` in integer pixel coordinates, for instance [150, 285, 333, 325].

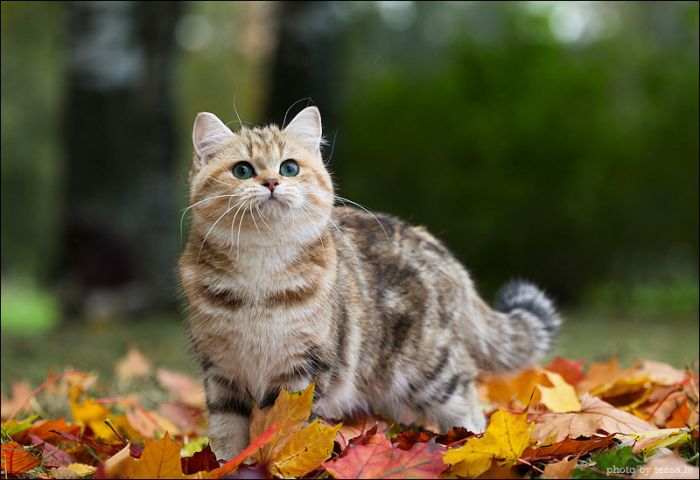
[0, 382, 33, 419]
[116, 347, 152, 383]
[545, 357, 586, 387]
[29, 434, 74, 468]
[636, 361, 687, 386]
[50, 463, 97, 479]
[444, 409, 532, 477]
[126, 432, 186, 479]
[632, 428, 692, 455]
[532, 394, 655, 444]
[522, 435, 614, 461]
[270, 419, 342, 477]
[102, 443, 133, 478]
[633, 451, 699, 479]
[203, 424, 279, 479]
[324, 434, 446, 479]
[249, 383, 315, 465]
[181, 444, 219, 475]
[26, 418, 81, 443]
[155, 368, 206, 408]
[542, 454, 579, 479]
[0, 441, 41, 474]
[395, 430, 435, 450]
[538, 371, 582, 413]
[577, 358, 625, 393]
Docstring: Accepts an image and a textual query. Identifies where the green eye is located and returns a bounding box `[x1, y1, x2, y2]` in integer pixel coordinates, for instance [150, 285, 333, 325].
[232, 162, 255, 179]
[280, 159, 299, 177]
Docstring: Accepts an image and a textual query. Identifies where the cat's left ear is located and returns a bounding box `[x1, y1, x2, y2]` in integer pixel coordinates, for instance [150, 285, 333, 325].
[284, 106, 323, 153]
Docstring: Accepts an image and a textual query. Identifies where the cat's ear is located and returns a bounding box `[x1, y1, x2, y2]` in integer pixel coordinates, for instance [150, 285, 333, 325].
[192, 112, 233, 161]
[284, 106, 323, 153]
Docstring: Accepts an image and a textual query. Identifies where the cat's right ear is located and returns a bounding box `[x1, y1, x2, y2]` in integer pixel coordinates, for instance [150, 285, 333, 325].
[192, 112, 233, 162]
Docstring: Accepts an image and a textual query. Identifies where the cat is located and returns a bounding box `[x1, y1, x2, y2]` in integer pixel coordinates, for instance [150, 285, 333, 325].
[179, 106, 561, 460]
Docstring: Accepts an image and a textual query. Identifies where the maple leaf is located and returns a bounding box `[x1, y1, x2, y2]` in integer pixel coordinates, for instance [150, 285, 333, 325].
[324, 433, 446, 479]
[270, 419, 342, 477]
[126, 432, 187, 479]
[531, 394, 655, 444]
[249, 383, 315, 465]
[0, 440, 41, 474]
[538, 371, 582, 413]
[443, 409, 532, 477]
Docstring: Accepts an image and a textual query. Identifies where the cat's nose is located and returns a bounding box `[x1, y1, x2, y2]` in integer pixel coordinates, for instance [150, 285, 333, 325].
[262, 178, 280, 192]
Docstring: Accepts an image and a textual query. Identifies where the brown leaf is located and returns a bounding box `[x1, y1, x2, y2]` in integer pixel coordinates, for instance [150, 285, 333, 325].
[532, 394, 654, 444]
[542, 454, 579, 479]
[522, 435, 614, 461]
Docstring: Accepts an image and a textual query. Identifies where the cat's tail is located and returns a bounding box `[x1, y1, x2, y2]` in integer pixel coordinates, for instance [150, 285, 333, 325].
[474, 280, 562, 373]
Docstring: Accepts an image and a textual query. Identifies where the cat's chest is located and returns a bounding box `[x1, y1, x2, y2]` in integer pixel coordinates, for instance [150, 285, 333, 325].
[193, 312, 311, 397]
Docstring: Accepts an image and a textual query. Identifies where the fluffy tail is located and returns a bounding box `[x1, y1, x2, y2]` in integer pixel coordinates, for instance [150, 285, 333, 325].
[474, 280, 562, 373]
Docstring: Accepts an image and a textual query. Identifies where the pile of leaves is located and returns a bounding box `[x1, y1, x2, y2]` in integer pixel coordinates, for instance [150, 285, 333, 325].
[1, 349, 698, 479]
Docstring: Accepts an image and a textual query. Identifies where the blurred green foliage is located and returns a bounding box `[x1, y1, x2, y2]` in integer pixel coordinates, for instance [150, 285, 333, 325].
[0, 1, 697, 316]
[335, 2, 699, 300]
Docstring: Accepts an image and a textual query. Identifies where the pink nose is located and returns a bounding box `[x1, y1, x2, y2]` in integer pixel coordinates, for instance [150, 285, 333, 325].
[262, 178, 280, 192]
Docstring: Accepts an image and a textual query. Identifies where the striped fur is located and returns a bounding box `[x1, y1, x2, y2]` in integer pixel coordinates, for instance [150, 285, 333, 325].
[179, 107, 562, 459]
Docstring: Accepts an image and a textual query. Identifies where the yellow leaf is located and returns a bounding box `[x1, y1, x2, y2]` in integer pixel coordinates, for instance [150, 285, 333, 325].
[249, 383, 315, 465]
[443, 440, 496, 478]
[271, 420, 342, 478]
[444, 409, 533, 476]
[539, 371, 582, 413]
[127, 432, 186, 479]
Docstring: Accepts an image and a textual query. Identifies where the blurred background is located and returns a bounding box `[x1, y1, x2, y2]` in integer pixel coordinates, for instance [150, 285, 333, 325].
[2, 1, 698, 386]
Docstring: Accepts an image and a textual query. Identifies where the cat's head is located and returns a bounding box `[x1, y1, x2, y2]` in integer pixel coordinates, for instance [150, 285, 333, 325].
[188, 106, 333, 247]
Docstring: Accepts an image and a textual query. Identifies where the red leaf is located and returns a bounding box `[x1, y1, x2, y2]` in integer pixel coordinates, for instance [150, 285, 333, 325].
[546, 357, 586, 386]
[435, 427, 475, 447]
[28, 434, 75, 468]
[181, 445, 219, 474]
[324, 434, 446, 479]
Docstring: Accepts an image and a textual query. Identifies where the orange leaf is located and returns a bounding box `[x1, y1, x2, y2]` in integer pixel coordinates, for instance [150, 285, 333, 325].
[126, 432, 186, 479]
[1, 441, 41, 474]
[324, 433, 446, 479]
[26, 418, 80, 443]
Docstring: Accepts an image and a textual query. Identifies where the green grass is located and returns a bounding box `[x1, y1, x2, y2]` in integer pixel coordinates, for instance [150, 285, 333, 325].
[1, 310, 698, 392]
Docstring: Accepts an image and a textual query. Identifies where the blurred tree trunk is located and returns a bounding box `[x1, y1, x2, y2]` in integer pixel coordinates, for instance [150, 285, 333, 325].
[60, 2, 182, 318]
[264, 1, 344, 142]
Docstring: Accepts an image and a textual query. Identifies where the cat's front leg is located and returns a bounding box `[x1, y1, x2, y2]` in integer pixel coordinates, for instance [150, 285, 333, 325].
[204, 374, 253, 460]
